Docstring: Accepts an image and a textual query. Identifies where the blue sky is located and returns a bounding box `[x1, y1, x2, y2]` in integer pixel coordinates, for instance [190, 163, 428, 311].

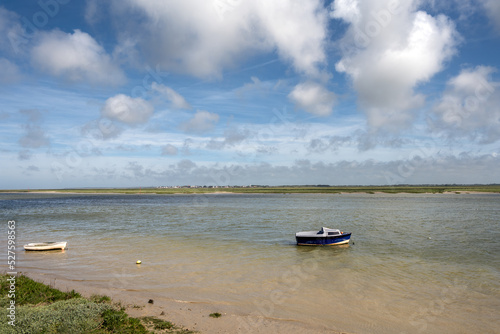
[1, 0, 499, 189]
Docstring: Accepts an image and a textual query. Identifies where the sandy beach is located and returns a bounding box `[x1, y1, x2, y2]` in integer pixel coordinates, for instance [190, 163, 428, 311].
[22, 272, 347, 334]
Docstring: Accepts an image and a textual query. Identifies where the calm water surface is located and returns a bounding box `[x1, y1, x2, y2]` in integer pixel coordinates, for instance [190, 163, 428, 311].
[1, 193, 499, 333]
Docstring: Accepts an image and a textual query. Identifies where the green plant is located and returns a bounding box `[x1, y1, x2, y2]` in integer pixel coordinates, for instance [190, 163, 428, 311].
[90, 294, 112, 304]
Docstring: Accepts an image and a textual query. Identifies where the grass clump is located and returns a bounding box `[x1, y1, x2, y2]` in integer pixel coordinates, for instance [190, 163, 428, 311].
[209, 312, 222, 318]
[0, 274, 80, 307]
[90, 294, 112, 304]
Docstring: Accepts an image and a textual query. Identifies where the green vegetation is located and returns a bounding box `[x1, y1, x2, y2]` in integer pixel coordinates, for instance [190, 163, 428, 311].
[140, 316, 196, 333]
[0, 274, 195, 334]
[0, 274, 80, 306]
[3, 184, 500, 194]
[90, 294, 112, 304]
[209, 312, 222, 318]
[141, 317, 174, 330]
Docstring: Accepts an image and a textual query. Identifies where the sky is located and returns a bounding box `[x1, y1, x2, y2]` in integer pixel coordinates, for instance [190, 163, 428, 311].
[0, 0, 499, 189]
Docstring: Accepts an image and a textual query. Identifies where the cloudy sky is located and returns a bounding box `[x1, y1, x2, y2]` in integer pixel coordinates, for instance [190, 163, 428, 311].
[1, 0, 499, 189]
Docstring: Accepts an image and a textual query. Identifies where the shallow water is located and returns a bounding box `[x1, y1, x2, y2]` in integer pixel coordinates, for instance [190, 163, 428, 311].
[1, 193, 499, 333]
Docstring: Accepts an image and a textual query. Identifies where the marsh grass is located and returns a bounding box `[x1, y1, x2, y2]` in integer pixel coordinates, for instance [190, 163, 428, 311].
[0, 274, 196, 333]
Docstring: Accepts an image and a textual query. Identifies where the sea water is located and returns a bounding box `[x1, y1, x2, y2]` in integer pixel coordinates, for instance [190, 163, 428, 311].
[1, 193, 499, 333]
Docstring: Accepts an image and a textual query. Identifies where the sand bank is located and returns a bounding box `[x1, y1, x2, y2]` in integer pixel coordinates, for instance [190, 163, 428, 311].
[22, 272, 348, 334]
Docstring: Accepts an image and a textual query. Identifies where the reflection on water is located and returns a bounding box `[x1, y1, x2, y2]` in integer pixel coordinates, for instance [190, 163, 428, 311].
[1, 193, 499, 333]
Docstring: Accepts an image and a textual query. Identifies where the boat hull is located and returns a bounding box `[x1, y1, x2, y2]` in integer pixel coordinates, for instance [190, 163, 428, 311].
[24, 242, 67, 251]
[296, 233, 351, 246]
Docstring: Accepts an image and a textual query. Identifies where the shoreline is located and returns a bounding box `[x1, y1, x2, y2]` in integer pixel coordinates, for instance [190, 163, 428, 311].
[1, 183, 499, 195]
[2, 188, 499, 196]
[16, 271, 347, 334]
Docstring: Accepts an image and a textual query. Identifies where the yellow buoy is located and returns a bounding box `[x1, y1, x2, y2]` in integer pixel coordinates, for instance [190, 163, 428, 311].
[136, 260, 142, 264]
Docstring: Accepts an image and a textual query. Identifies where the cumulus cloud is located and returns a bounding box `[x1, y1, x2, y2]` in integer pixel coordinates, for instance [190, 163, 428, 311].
[252, 1, 328, 78]
[288, 81, 336, 116]
[101, 94, 154, 125]
[111, 0, 328, 78]
[152, 83, 191, 109]
[180, 110, 219, 134]
[431, 66, 500, 143]
[31, 29, 126, 85]
[332, 0, 459, 131]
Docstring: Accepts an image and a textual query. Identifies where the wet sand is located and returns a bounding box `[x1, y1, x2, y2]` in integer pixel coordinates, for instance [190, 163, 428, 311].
[22, 272, 348, 334]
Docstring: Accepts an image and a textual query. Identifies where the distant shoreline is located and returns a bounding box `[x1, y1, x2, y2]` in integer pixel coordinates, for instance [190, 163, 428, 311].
[1, 184, 499, 195]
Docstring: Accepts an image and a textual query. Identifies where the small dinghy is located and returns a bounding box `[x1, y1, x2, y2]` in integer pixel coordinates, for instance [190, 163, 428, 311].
[24, 241, 67, 251]
[296, 227, 351, 246]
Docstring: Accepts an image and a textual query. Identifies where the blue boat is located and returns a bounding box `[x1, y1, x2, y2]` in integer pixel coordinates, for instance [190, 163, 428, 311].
[295, 227, 351, 246]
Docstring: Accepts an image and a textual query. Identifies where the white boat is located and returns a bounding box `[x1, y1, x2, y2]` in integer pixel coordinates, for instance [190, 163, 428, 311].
[24, 241, 68, 251]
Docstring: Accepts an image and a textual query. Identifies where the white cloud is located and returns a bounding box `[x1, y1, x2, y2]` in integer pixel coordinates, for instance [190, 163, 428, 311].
[111, 0, 328, 78]
[152, 83, 191, 109]
[482, 0, 500, 31]
[332, 0, 459, 131]
[288, 81, 336, 116]
[101, 94, 154, 125]
[431, 66, 500, 143]
[180, 110, 219, 134]
[31, 29, 126, 85]
[253, 1, 328, 78]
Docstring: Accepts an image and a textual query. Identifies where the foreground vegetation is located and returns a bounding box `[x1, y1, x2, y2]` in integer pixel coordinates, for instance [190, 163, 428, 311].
[0, 274, 195, 333]
[2, 184, 500, 194]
